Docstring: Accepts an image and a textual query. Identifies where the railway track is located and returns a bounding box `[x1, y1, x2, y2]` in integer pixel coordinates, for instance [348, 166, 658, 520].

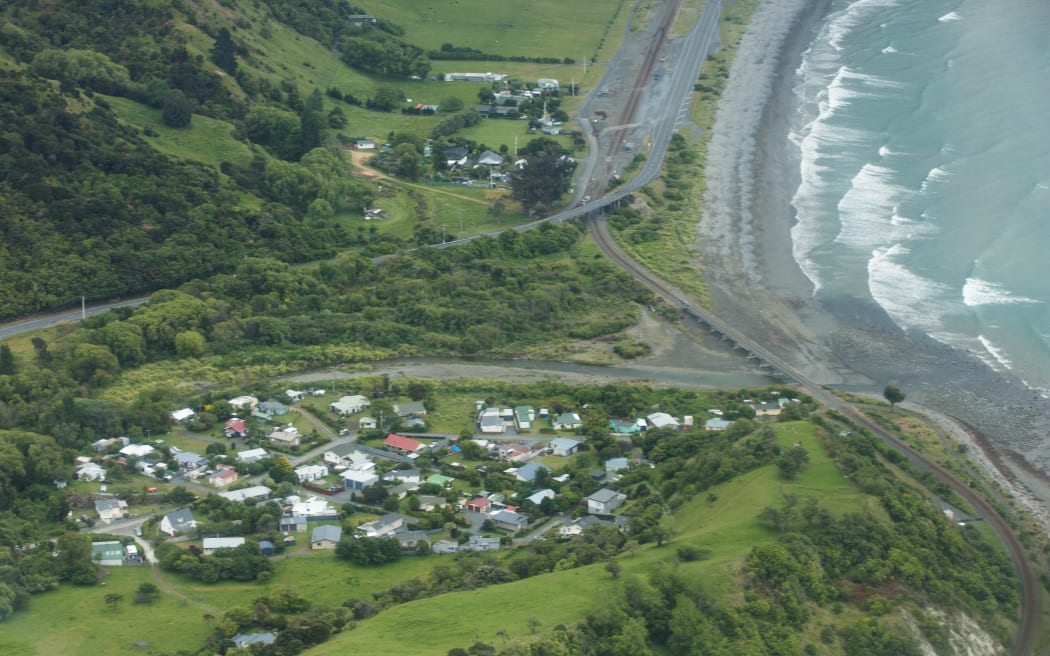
[588, 216, 1041, 655]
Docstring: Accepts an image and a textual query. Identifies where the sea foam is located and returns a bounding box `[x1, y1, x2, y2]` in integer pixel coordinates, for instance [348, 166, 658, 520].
[868, 244, 957, 335]
[939, 12, 963, 23]
[963, 278, 1039, 306]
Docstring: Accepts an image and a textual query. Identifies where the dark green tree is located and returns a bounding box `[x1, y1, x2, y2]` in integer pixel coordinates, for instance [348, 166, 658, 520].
[210, 27, 237, 75]
[510, 137, 577, 215]
[0, 344, 16, 375]
[161, 89, 192, 128]
[883, 385, 905, 412]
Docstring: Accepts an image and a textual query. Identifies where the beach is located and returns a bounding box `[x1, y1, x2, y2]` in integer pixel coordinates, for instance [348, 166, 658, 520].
[695, 0, 1050, 520]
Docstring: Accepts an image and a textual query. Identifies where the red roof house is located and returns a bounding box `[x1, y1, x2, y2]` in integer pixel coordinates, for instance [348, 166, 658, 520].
[466, 497, 492, 513]
[384, 434, 423, 454]
[224, 418, 248, 438]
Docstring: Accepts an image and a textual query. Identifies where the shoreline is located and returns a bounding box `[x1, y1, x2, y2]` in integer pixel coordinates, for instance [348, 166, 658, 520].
[694, 0, 1050, 527]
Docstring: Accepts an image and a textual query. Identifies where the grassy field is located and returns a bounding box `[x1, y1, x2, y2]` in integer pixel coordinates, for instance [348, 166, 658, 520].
[102, 95, 255, 169]
[0, 568, 211, 656]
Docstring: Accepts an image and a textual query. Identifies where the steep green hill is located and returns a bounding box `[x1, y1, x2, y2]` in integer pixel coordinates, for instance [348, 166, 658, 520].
[0, 0, 617, 319]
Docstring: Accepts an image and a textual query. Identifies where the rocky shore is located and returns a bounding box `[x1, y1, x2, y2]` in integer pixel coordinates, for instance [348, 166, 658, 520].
[694, 0, 1050, 526]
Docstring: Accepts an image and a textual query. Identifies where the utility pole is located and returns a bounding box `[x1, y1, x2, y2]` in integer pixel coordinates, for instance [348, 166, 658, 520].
[441, 224, 448, 244]
[81, 295, 86, 320]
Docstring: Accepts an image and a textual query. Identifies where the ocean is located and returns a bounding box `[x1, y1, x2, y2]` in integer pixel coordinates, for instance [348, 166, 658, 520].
[788, 0, 1050, 392]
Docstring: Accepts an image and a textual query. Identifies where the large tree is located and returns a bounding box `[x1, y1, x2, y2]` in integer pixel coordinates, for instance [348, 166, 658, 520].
[210, 27, 238, 75]
[883, 385, 905, 412]
[510, 137, 577, 215]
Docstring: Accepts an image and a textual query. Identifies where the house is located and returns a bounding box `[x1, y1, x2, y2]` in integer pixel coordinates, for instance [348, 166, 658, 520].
[92, 436, 129, 453]
[289, 496, 337, 520]
[426, 474, 453, 488]
[513, 405, 535, 430]
[525, 489, 556, 506]
[359, 415, 377, 430]
[77, 462, 107, 481]
[174, 451, 209, 470]
[256, 400, 287, 417]
[295, 464, 328, 483]
[396, 530, 430, 550]
[587, 488, 627, 515]
[363, 208, 388, 220]
[259, 540, 276, 556]
[466, 497, 492, 513]
[94, 498, 128, 522]
[432, 539, 460, 554]
[202, 537, 245, 555]
[513, 462, 549, 483]
[646, 412, 680, 430]
[536, 78, 559, 90]
[477, 407, 504, 433]
[752, 402, 782, 417]
[90, 540, 124, 566]
[478, 150, 504, 167]
[384, 434, 424, 454]
[342, 468, 379, 491]
[285, 389, 306, 402]
[444, 146, 470, 168]
[119, 443, 155, 458]
[269, 426, 301, 447]
[552, 412, 582, 430]
[381, 469, 422, 484]
[417, 495, 447, 512]
[394, 401, 427, 418]
[705, 418, 731, 431]
[609, 419, 639, 434]
[232, 632, 277, 649]
[279, 514, 307, 533]
[466, 535, 501, 551]
[311, 525, 343, 549]
[605, 457, 630, 473]
[446, 71, 508, 83]
[170, 408, 196, 423]
[209, 468, 238, 487]
[491, 509, 528, 532]
[501, 444, 532, 462]
[357, 513, 405, 538]
[549, 437, 583, 457]
[228, 396, 258, 411]
[330, 395, 371, 416]
[353, 138, 376, 150]
[224, 418, 249, 439]
[160, 508, 197, 536]
[218, 485, 271, 503]
[237, 448, 269, 463]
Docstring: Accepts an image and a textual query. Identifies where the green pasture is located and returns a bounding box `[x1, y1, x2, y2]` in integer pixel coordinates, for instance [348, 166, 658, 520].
[101, 95, 255, 169]
[310, 562, 619, 656]
[358, 0, 623, 58]
[0, 568, 210, 656]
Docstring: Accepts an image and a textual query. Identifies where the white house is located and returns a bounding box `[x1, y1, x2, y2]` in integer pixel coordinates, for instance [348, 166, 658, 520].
[330, 395, 370, 416]
[288, 496, 337, 520]
[203, 537, 245, 555]
[343, 468, 379, 491]
[705, 418, 731, 431]
[646, 412, 680, 429]
[237, 448, 269, 463]
[359, 416, 377, 430]
[119, 443, 155, 458]
[229, 395, 259, 411]
[209, 468, 238, 487]
[357, 513, 404, 538]
[536, 78, 559, 90]
[295, 464, 328, 483]
[525, 488, 556, 506]
[160, 508, 197, 536]
[170, 408, 196, 422]
[513, 405, 535, 430]
[477, 407, 504, 433]
[269, 426, 300, 447]
[77, 462, 107, 481]
[552, 412, 583, 430]
[218, 485, 271, 503]
[549, 437, 583, 457]
[310, 525, 342, 550]
[94, 498, 128, 522]
[587, 489, 627, 515]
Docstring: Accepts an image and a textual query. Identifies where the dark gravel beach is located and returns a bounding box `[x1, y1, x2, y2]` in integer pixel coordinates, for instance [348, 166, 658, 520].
[694, 0, 1050, 517]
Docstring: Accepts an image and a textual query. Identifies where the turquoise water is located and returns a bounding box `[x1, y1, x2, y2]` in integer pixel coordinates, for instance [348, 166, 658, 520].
[789, 0, 1050, 390]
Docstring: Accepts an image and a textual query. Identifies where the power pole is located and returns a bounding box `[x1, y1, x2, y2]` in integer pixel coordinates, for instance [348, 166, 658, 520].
[441, 224, 448, 244]
[81, 295, 86, 320]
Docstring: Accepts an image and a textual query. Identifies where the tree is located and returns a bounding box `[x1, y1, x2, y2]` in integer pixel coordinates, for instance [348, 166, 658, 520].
[104, 592, 124, 610]
[510, 137, 577, 215]
[605, 559, 622, 578]
[778, 445, 810, 481]
[174, 330, 206, 357]
[210, 27, 237, 75]
[162, 89, 192, 128]
[0, 345, 16, 375]
[883, 385, 905, 412]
